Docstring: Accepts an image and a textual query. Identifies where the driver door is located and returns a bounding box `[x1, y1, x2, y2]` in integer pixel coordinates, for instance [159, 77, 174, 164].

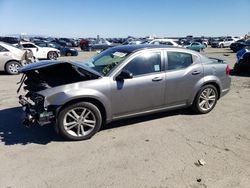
[110, 50, 166, 118]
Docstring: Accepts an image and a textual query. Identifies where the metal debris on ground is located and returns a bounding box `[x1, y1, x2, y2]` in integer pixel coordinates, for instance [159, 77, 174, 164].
[198, 159, 206, 166]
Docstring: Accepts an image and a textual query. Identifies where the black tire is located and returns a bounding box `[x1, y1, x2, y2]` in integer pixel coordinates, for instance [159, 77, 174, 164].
[57, 102, 102, 141]
[5, 61, 21, 75]
[47, 51, 58, 60]
[192, 84, 218, 114]
[233, 64, 240, 74]
[220, 44, 224, 48]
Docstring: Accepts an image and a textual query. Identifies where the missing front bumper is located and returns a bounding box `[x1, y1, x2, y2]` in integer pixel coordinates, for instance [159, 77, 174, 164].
[19, 95, 55, 127]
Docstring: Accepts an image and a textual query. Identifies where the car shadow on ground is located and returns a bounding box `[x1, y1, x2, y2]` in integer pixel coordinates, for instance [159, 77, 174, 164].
[0, 107, 62, 146]
[102, 108, 196, 131]
[0, 106, 196, 146]
[0, 71, 8, 75]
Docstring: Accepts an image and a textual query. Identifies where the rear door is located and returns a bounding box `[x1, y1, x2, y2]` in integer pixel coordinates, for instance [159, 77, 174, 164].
[164, 50, 204, 106]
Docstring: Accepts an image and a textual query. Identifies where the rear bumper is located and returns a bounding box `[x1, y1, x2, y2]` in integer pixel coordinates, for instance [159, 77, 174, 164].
[221, 77, 231, 98]
[221, 88, 230, 98]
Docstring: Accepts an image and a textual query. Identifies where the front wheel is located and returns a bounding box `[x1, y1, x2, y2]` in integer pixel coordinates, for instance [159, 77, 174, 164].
[5, 61, 21, 75]
[57, 102, 102, 141]
[192, 85, 218, 114]
[47, 51, 58, 60]
[220, 44, 224, 48]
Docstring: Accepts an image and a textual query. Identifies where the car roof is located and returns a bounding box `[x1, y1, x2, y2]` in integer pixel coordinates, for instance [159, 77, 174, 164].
[111, 44, 182, 53]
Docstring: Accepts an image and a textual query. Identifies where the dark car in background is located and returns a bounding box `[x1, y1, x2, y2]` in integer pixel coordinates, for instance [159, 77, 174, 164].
[35, 41, 78, 56]
[0, 36, 20, 44]
[51, 39, 72, 47]
[230, 39, 250, 52]
[234, 47, 250, 73]
[60, 38, 79, 47]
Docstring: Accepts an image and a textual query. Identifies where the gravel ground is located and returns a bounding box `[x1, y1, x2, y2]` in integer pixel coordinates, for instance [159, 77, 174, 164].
[0, 47, 250, 188]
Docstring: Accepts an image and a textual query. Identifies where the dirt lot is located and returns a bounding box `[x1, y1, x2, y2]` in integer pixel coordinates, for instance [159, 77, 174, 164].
[0, 47, 250, 188]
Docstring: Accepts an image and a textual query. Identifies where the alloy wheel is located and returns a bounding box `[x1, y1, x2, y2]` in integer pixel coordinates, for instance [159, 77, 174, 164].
[198, 88, 216, 111]
[63, 107, 96, 137]
[48, 52, 57, 60]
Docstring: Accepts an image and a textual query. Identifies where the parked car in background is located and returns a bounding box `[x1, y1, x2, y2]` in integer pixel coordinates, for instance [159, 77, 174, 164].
[184, 42, 205, 52]
[0, 42, 33, 74]
[88, 38, 116, 51]
[148, 39, 180, 46]
[60, 38, 79, 47]
[192, 38, 209, 47]
[35, 41, 78, 56]
[51, 39, 72, 47]
[211, 38, 235, 48]
[234, 46, 250, 73]
[18, 45, 231, 141]
[0, 36, 20, 44]
[18, 42, 60, 60]
[230, 39, 250, 52]
[79, 38, 90, 51]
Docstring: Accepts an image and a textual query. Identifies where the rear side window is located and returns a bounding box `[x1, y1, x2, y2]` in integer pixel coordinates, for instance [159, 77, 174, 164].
[123, 52, 161, 76]
[167, 52, 193, 70]
[0, 45, 8, 52]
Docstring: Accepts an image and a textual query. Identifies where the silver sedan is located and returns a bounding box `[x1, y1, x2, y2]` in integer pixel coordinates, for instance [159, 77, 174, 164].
[18, 45, 231, 141]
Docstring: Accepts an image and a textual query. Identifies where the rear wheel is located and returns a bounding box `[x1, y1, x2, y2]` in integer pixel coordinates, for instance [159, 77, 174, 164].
[47, 51, 58, 60]
[5, 61, 21, 75]
[66, 51, 72, 56]
[220, 44, 224, 48]
[192, 85, 218, 114]
[57, 102, 102, 141]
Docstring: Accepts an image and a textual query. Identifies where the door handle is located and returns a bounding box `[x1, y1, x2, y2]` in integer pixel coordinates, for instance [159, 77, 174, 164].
[192, 71, 201, 75]
[152, 77, 163, 81]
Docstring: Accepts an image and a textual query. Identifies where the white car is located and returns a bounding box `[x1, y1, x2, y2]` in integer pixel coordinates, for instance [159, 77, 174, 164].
[149, 39, 181, 47]
[0, 42, 33, 74]
[216, 38, 235, 48]
[18, 42, 60, 60]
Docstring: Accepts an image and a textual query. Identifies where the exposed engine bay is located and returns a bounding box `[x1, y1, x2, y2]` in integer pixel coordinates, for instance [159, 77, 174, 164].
[18, 61, 100, 127]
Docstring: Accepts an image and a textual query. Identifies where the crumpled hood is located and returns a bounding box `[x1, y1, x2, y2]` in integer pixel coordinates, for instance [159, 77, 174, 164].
[18, 60, 103, 77]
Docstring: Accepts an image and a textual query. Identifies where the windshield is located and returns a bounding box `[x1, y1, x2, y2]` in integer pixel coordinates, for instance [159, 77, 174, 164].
[83, 48, 130, 76]
[49, 42, 61, 49]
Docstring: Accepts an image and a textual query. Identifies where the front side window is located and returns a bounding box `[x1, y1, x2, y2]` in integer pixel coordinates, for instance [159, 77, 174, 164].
[123, 52, 161, 76]
[167, 51, 193, 70]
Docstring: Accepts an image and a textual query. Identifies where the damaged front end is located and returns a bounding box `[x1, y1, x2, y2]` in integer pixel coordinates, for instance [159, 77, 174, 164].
[19, 94, 55, 127]
[17, 60, 101, 128]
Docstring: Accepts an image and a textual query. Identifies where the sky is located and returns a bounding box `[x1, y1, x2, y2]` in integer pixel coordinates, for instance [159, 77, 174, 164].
[0, 0, 249, 38]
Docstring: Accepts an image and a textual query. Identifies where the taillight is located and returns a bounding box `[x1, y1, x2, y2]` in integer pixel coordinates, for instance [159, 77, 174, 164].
[226, 65, 230, 76]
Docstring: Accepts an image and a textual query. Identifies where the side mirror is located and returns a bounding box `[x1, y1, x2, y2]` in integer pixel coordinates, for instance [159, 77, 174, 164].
[116, 70, 133, 81]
